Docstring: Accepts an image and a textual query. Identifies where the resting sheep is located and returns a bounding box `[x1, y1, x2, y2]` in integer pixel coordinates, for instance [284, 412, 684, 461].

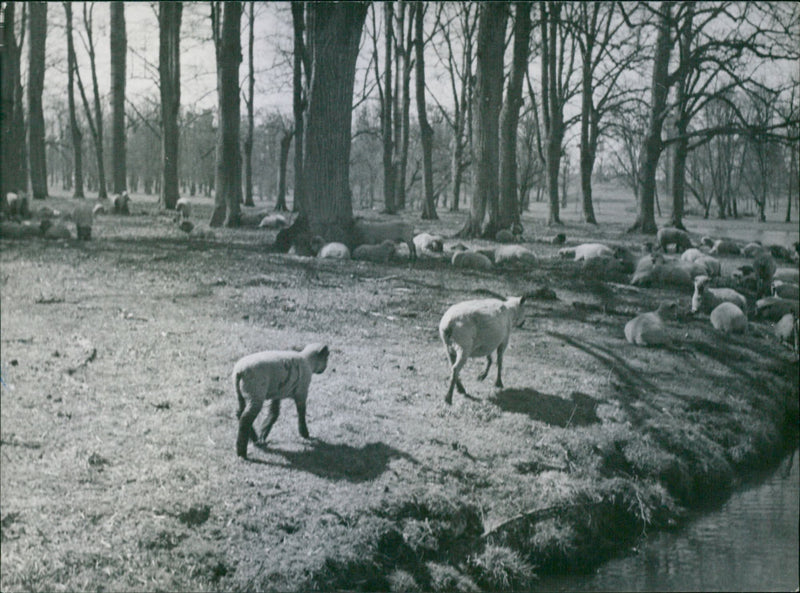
[318, 242, 350, 259]
[657, 227, 692, 253]
[112, 192, 130, 215]
[694, 255, 721, 278]
[756, 297, 799, 322]
[413, 232, 444, 254]
[233, 343, 329, 459]
[742, 242, 764, 258]
[710, 302, 748, 334]
[773, 267, 799, 285]
[630, 259, 694, 289]
[624, 302, 677, 347]
[175, 197, 192, 219]
[352, 240, 395, 263]
[493, 245, 537, 267]
[691, 275, 747, 314]
[451, 250, 493, 271]
[495, 229, 516, 243]
[439, 296, 527, 404]
[353, 219, 416, 261]
[73, 203, 94, 240]
[259, 213, 289, 229]
[680, 248, 705, 263]
[559, 243, 613, 261]
[772, 280, 799, 301]
[710, 239, 740, 255]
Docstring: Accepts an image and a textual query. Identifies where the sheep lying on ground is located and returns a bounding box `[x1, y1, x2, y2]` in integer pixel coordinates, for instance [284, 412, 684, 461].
[73, 203, 94, 240]
[630, 258, 694, 289]
[681, 248, 705, 263]
[259, 213, 289, 229]
[624, 302, 677, 347]
[756, 296, 799, 321]
[112, 192, 130, 214]
[175, 197, 192, 219]
[451, 250, 493, 271]
[352, 240, 395, 263]
[710, 302, 748, 334]
[493, 245, 537, 267]
[439, 296, 527, 404]
[318, 242, 350, 259]
[775, 313, 798, 353]
[710, 238, 740, 255]
[413, 232, 444, 254]
[233, 343, 329, 459]
[691, 275, 747, 314]
[43, 220, 72, 240]
[694, 255, 721, 277]
[657, 227, 693, 253]
[768, 244, 795, 262]
[742, 242, 764, 258]
[773, 267, 799, 285]
[772, 280, 799, 301]
[495, 229, 516, 243]
[353, 219, 417, 261]
[559, 243, 613, 261]
[0, 220, 42, 239]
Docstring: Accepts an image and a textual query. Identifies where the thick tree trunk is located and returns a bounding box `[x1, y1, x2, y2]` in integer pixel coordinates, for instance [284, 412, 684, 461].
[669, 131, 688, 230]
[211, 1, 243, 227]
[579, 66, 597, 224]
[1, 2, 19, 205]
[458, 3, 507, 238]
[83, 4, 107, 199]
[28, 1, 47, 200]
[498, 2, 531, 231]
[110, 2, 126, 195]
[65, 2, 84, 198]
[302, 2, 368, 242]
[291, 3, 306, 214]
[159, 2, 181, 210]
[416, 2, 437, 221]
[396, 0, 413, 210]
[542, 2, 563, 226]
[276, 130, 293, 212]
[382, 2, 396, 214]
[244, 0, 255, 207]
[629, 2, 671, 235]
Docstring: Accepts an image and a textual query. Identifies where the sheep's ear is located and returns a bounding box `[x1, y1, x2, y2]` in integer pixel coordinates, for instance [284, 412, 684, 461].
[320, 345, 329, 357]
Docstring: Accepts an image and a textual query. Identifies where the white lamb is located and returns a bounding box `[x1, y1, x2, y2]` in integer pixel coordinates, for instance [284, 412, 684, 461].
[558, 243, 613, 261]
[438, 296, 527, 404]
[318, 242, 350, 259]
[494, 245, 537, 266]
[233, 343, 329, 459]
[710, 302, 748, 334]
[624, 302, 677, 347]
[691, 275, 747, 314]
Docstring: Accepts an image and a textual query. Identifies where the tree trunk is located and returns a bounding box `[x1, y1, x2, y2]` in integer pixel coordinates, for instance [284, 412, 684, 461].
[28, 1, 47, 200]
[110, 1, 126, 195]
[65, 2, 84, 198]
[415, 2, 437, 220]
[211, 1, 243, 227]
[629, 2, 671, 235]
[396, 0, 413, 210]
[159, 2, 181, 210]
[244, 0, 255, 207]
[1, 2, 20, 206]
[458, 3, 507, 238]
[301, 2, 368, 243]
[382, 1, 396, 214]
[82, 3, 107, 199]
[498, 2, 531, 231]
[291, 2, 306, 214]
[542, 2, 564, 226]
[276, 130, 293, 212]
[579, 58, 596, 223]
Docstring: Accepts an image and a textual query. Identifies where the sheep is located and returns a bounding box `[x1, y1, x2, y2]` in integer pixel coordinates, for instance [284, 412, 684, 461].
[175, 197, 192, 219]
[73, 203, 94, 241]
[742, 242, 764, 258]
[710, 238, 740, 255]
[774, 313, 798, 353]
[710, 302, 748, 334]
[630, 259, 693, 289]
[493, 244, 537, 267]
[112, 192, 130, 215]
[559, 243, 613, 261]
[352, 239, 395, 263]
[657, 227, 692, 253]
[624, 302, 677, 347]
[6, 192, 30, 218]
[438, 296, 527, 404]
[753, 251, 777, 298]
[756, 297, 799, 322]
[772, 280, 799, 301]
[1, 220, 41, 239]
[451, 250, 493, 271]
[701, 236, 715, 248]
[681, 248, 706, 263]
[413, 232, 444, 254]
[233, 343, 329, 459]
[178, 220, 194, 234]
[92, 203, 106, 216]
[318, 242, 350, 259]
[634, 252, 665, 274]
[767, 244, 795, 262]
[691, 275, 747, 314]
[43, 221, 72, 240]
[612, 246, 638, 274]
[495, 229, 516, 243]
[259, 213, 289, 229]
[694, 255, 721, 278]
[353, 219, 417, 261]
[773, 267, 799, 285]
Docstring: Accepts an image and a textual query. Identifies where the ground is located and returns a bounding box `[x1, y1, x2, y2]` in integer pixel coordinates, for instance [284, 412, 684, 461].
[1, 184, 798, 592]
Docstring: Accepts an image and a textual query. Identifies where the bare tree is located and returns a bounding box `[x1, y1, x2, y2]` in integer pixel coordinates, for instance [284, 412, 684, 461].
[64, 2, 84, 198]
[243, 0, 255, 207]
[110, 2, 126, 195]
[210, 1, 243, 227]
[395, 0, 415, 210]
[159, 1, 182, 210]
[1, 1, 23, 206]
[415, 2, 437, 220]
[291, 2, 307, 213]
[28, 1, 48, 200]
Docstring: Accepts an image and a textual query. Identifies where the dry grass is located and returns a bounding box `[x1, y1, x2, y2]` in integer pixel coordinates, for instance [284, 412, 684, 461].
[1, 185, 797, 591]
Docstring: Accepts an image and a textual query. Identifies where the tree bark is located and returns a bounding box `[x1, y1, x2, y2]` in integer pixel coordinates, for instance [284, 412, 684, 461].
[396, 0, 413, 210]
[458, 3, 507, 238]
[65, 2, 84, 198]
[415, 2, 437, 220]
[81, 3, 107, 199]
[244, 0, 255, 207]
[210, 1, 243, 227]
[110, 1, 126, 195]
[579, 43, 596, 224]
[291, 2, 306, 214]
[276, 129, 293, 212]
[542, 1, 564, 226]
[498, 2, 531, 231]
[28, 1, 47, 200]
[302, 2, 368, 243]
[159, 1, 182, 210]
[382, 1, 396, 214]
[629, 2, 671, 235]
[1, 2, 20, 205]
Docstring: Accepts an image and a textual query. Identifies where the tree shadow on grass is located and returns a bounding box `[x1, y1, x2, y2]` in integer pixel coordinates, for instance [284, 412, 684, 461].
[491, 388, 599, 427]
[251, 440, 418, 483]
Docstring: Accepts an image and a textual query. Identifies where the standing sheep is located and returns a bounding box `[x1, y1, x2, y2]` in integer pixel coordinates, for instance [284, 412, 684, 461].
[439, 296, 527, 404]
[657, 227, 692, 253]
[233, 343, 329, 459]
[691, 275, 747, 314]
[112, 192, 130, 215]
[709, 302, 748, 334]
[775, 313, 798, 353]
[624, 302, 677, 347]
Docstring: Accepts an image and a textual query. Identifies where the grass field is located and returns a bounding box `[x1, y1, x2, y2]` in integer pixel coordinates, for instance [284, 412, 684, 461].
[1, 183, 798, 592]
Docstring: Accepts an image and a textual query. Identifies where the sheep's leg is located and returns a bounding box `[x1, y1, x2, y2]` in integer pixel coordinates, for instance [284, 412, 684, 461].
[295, 399, 310, 438]
[495, 344, 506, 388]
[236, 399, 263, 459]
[446, 349, 467, 405]
[477, 356, 492, 382]
[408, 240, 417, 262]
[258, 399, 281, 443]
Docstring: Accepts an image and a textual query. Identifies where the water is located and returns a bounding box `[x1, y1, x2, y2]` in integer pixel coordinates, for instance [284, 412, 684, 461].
[537, 449, 799, 592]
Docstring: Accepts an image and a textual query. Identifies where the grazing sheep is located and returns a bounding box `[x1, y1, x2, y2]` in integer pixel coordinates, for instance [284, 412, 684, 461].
[710, 302, 748, 334]
[559, 243, 614, 261]
[494, 245, 537, 266]
[439, 296, 527, 404]
[657, 227, 692, 253]
[753, 251, 777, 298]
[767, 244, 794, 262]
[773, 267, 799, 285]
[7, 192, 30, 218]
[634, 253, 666, 274]
[451, 250, 493, 271]
[318, 242, 350, 259]
[112, 192, 130, 215]
[495, 229, 515, 243]
[353, 219, 417, 261]
[710, 238, 740, 255]
[630, 259, 693, 289]
[612, 246, 638, 274]
[694, 255, 721, 278]
[755, 297, 799, 321]
[352, 239, 395, 263]
[774, 313, 798, 353]
[624, 302, 677, 347]
[772, 280, 799, 301]
[691, 275, 747, 314]
[233, 343, 329, 459]
[73, 203, 94, 241]
[259, 213, 289, 229]
[681, 248, 706, 263]
[175, 197, 192, 219]
[413, 232, 444, 254]
[742, 242, 764, 258]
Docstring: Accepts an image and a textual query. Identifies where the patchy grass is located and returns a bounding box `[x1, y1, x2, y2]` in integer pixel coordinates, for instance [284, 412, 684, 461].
[1, 186, 798, 592]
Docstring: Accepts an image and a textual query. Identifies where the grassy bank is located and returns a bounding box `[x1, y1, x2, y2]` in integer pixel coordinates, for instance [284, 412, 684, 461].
[1, 189, 798, 592]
